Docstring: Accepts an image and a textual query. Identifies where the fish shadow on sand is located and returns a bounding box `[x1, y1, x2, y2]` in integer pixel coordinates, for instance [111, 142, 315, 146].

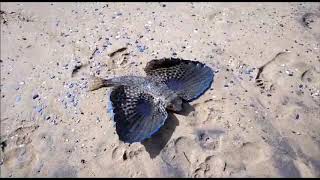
[142, 101, 195, 159]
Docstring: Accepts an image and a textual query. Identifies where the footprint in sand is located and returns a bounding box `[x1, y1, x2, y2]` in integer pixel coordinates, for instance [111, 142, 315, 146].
[122, 148, 144, 161]
[195, 129, 224, 151]
[255, 52, 289, 94]
[36, 132, 54, 153]
[255, 52, 317, 95]
[7, 125, 39, 145]
[187, 104, 211, 126]
[2, 144, 39, 177]
[94, 144, 147, 177]
[0, 125, 42, 177]
[161, 130, 226, 177]
[160, 136, 198, 177]
[111, 144, 144, 162]
[1, 125, 39, 154]
[106, 46, 130, 72]
[111, 145, 125, 161]
[239, 142, 269, 165]
[192, 155, 227, 178]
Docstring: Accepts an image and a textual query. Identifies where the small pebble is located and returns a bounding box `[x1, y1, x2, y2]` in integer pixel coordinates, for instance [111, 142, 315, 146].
[16, 96, 21, 102]
[285, 70, 293, 76]
[32, 94, 39, 99]
[36, 106, 43, 113]
[245, 69, 252, 74]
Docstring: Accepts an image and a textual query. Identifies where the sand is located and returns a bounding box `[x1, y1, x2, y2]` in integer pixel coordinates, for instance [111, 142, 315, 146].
[1, 2, 320, 178]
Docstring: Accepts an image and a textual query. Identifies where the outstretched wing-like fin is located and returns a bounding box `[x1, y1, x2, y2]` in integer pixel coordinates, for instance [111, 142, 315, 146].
[110, 85, 168, 143]
[144, 58, 214, 101]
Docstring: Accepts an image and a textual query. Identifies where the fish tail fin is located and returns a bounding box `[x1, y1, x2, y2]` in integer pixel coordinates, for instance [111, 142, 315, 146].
[87, 76, 112, 91]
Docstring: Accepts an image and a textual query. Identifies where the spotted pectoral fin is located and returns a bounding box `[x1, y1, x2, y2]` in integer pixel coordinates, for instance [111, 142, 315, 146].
[110, 85, 168, 143]
[144, 58, 214, 101]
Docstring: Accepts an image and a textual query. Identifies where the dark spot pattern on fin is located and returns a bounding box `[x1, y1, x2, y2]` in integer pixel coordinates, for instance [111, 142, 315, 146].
[110, 85, 168, 143]
[144, 58, 214, 101]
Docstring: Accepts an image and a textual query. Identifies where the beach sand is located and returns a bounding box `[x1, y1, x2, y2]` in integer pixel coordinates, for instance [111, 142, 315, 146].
[1, 2, 320, 177]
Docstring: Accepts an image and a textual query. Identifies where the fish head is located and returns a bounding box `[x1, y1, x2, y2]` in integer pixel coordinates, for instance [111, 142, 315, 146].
[166, 97, 183, 112]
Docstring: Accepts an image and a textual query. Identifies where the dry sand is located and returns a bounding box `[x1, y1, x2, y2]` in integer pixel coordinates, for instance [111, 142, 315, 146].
[1, 2, 320, 178]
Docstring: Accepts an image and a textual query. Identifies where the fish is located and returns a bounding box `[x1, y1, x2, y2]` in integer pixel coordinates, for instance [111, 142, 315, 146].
[88, 58, 215, 143]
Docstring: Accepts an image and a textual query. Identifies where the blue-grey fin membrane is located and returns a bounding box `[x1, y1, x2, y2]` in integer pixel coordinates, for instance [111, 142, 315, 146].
[106, 90, 116, 130]
[144, 58, 214, 101]
[110, 85, 168, 143]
